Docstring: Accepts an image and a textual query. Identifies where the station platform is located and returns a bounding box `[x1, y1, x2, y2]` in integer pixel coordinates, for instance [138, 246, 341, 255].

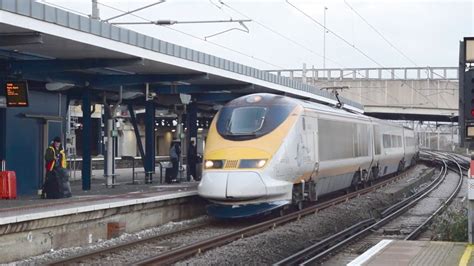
[0, 168, 203, 263]
[348, 240, 473, 266]
[0, 167, 199, 224]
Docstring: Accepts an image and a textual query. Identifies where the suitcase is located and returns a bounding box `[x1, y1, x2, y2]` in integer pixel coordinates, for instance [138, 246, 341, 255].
[0, 160, 17, 199]
[42, 170, 62, 199]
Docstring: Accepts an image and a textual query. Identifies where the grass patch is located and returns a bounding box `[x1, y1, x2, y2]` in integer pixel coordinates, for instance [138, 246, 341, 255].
[431, 208, 468, 242]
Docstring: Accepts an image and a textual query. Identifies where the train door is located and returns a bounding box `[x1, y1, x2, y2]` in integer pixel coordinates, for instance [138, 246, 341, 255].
[312, 117, 319, 176]
[302, 115, 317, 176]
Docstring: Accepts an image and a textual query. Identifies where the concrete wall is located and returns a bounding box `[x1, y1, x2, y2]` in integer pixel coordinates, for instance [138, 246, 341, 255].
[4, 90, 67, 195]
[270, 67, 459, 117]
[0, 196, 205, 263]
[312, 79, 458, 116]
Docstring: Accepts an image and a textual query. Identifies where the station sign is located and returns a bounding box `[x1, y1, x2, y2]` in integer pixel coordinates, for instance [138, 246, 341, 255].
[467, 122, 474, 139]
[466, 37, 474, 63]
[4, 81, 29, 107]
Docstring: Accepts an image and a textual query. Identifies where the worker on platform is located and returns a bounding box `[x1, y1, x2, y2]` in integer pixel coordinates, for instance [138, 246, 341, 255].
[45, 136, 67, 173]
[187, 138, 197, 182]
[42, 136, 70, 198]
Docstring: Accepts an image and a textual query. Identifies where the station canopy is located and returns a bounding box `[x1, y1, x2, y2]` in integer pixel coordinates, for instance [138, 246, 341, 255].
[0, 0, 364, 113]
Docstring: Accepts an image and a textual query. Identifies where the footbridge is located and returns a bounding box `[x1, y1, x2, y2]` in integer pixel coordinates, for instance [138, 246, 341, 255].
[267, 67, 459, 122]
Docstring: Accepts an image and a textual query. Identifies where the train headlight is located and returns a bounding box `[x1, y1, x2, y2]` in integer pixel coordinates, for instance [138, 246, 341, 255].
[204, 160, 224, 169]
[239, 159, 267, 169]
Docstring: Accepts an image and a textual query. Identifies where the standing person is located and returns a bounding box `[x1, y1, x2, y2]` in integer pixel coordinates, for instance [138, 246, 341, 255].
[168, 140, 181, 183]
[42, 136, 68, 198]
[187, 139, 197, 181]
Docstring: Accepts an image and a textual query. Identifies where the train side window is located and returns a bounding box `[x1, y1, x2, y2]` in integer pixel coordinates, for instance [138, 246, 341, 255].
[391, 135, 397, 147]
[319, 119, 354, 160]
[405, 136, 414, 146]
[383, 134, 391, 148]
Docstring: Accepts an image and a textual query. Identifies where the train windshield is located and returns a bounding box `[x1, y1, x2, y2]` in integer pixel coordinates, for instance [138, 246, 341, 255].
[228, 107, 267, 135]
[217, 104, 295, 140]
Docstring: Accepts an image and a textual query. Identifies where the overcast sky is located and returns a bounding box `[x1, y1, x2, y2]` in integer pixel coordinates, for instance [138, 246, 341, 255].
[42, 0, 473, 70]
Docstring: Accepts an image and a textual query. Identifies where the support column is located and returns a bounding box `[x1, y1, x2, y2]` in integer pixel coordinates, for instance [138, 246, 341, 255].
[128, 104, 146, 166]
[0, 79, 5, 162]
[97, 107, 104, 155]
[145, 100, 155, 183]
[186, 101, 198, 145]
[104, 104, 115, 187]
[469, 153, 474, 243]
[0, 107, 5, 163]
[186, 101, 198, 181]
[437, 130, 440, 151]
[81, 88, 92, 191]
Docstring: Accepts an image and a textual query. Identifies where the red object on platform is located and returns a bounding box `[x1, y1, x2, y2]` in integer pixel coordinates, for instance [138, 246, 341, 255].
[0, 171, 17, 199]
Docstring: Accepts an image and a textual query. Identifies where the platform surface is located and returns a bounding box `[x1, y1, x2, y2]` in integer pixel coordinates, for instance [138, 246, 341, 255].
[0, 167, 198, 225]
[348, 240, 474, 266]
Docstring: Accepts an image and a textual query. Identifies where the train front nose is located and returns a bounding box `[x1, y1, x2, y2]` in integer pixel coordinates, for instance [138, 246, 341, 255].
[198, 171, 267, 200]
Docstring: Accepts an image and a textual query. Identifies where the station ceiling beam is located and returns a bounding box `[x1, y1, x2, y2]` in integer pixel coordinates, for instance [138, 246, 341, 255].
[0, 48, 52, 61]
[124, 83, 254, 94]
[195, 93, 244, 103]
[0, 32, 43, 46]
[90, 73, 208, 87]
[2, 58, 143, 74]
[17, 72, 207, 89]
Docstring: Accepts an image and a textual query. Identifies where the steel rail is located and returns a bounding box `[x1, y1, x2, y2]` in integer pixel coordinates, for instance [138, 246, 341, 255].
[133, 169, 415, 265]
[275, 162, 447, 266]
[48, 223, 210, 265]
[292, 151, 464, 265]
[405, 153, 465, 240]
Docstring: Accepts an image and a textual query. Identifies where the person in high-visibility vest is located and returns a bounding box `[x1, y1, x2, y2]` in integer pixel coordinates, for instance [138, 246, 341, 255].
[45, 136, 67, 172]
[42, 136, 68, 199]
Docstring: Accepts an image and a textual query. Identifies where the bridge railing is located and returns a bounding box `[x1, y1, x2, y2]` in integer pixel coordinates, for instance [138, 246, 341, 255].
[266, 67, 458, 81]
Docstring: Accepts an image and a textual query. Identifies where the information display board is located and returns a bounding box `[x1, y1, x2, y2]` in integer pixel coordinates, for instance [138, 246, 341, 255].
[466, 38, 474, 63]
[4, 81, 29, 107]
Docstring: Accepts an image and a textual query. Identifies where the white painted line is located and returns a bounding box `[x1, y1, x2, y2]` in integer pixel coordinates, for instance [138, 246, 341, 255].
[347, 239, 393, 266]
[0, 191, 197, 225]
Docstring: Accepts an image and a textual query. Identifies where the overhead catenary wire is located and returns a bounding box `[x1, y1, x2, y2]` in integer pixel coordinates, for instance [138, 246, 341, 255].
[103, 0, 166, 22]
[343, 1, 457, 86]
[216, 0, 344, 68]
[96, 1, 285, 69]
[343, 0, 458, 106]
[343, 0, 419, 67]
[215, 0, 391, 104]
[285, 0, 436, 107]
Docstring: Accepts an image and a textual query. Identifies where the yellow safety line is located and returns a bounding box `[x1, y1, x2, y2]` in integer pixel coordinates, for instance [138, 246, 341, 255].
[459, 244, 474, 266]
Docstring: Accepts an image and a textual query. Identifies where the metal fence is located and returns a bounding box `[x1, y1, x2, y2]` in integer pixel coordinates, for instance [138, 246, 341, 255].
[267, 67, 458, 82]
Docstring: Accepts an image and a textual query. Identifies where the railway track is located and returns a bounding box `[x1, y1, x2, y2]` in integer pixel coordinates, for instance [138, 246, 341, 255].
[48, 222, 212, 265]
[131, 168, 415, 265]
[48, 163, 426, 265]
[274, 150, 466, 265]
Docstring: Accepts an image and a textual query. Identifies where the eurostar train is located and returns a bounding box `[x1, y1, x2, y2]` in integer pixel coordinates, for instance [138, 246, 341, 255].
[198, 93, 418, 218]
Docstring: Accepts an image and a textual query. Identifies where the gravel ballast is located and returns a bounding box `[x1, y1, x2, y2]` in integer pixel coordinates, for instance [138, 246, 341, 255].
[14, 165, 431, 265]
[179, 165, 432, 265]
